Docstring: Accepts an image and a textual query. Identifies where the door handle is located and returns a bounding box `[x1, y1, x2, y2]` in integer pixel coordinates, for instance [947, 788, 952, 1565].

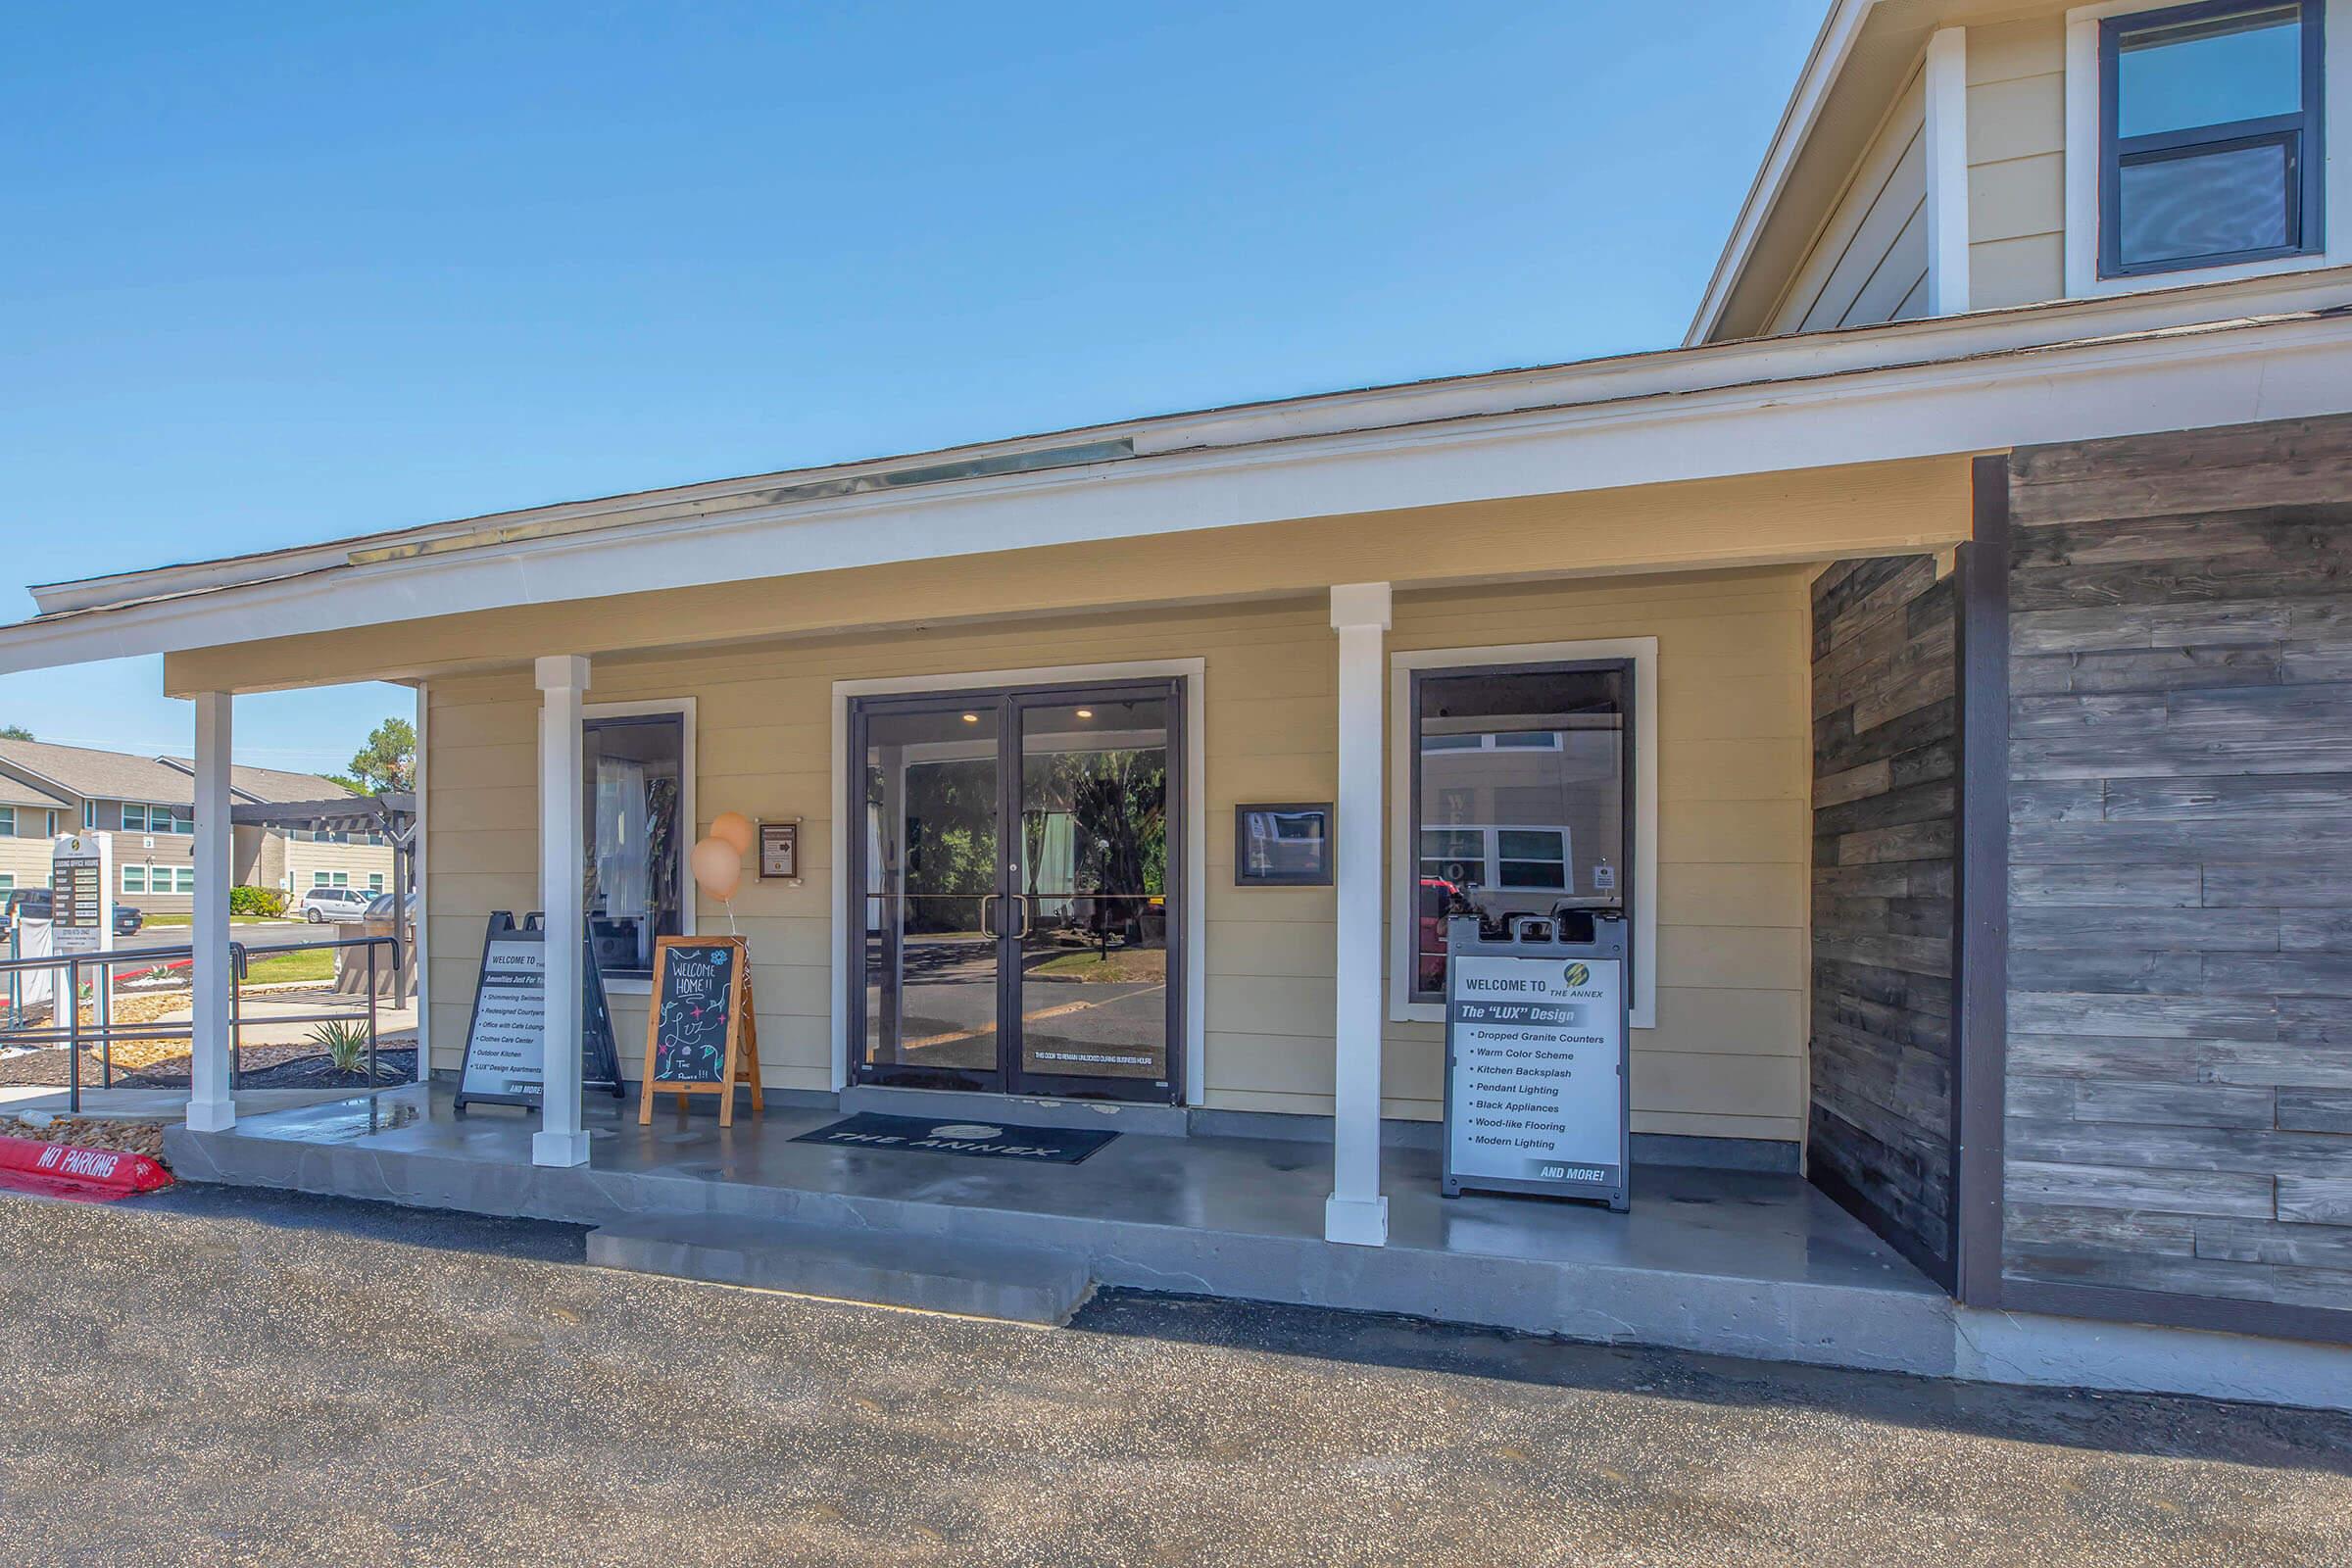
[979, 893, 1001, 938]
[1009, 893, 1033, 940]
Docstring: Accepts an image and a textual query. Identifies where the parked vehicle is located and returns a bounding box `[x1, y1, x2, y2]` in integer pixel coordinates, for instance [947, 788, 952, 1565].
[4, 888, 142, 936]
[298, 886, 373, 924]
[361, 891, 416, 923]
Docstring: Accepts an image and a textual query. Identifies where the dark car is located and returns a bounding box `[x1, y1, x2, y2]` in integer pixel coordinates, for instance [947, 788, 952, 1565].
[4, 888, 143, 937]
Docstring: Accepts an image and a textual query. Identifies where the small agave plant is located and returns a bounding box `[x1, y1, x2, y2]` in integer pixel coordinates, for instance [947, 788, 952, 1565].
[308, 1018, 375, 1078]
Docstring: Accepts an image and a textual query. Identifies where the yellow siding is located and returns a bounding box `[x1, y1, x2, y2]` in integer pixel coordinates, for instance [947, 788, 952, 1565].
[284, 838, 396, 896]
[110, 825, 195, 912]
[1769, 67, 1930, 334]
[0, 836, 50, 897]
[1965, 15, 2066, 310]
[425, 566, 1821, 1143]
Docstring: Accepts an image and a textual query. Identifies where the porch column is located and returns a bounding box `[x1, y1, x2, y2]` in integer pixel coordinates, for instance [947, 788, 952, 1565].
[1326, 582, 1392, 1247]
[186, 692, 236, 1133]
[532, 655, 591, 1168]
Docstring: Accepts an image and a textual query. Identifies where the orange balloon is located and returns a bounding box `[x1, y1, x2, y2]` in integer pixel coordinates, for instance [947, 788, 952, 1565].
[709, 810, 755, 857]
[689, 835, 742, 902]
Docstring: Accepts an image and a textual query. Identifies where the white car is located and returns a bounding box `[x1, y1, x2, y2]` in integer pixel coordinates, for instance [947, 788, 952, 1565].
[298, 886, 373, 923]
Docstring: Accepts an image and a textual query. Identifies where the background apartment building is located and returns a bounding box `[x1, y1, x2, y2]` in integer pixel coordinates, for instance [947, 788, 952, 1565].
[0, 738, 392, 913]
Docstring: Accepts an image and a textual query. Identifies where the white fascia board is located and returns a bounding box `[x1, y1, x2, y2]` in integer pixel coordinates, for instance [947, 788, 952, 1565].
[1685, 0, 1880, 346]
[5, 310, 2347, 683]
[6, 286, 2352, 680]
[51, 245, 2336, 632]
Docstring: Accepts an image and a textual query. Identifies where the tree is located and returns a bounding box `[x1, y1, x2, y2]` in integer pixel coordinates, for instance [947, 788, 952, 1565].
[0, 724, 30, 741]
[347, 717, 416, 794]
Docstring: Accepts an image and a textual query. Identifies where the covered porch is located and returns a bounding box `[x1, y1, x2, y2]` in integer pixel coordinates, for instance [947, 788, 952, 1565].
[136, 449, 1986, 1250]
[165, 1081, 1958, 1373]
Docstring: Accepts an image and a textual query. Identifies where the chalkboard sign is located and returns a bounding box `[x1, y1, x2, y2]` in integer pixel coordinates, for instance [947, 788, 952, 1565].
[453, 912, 625, 1113]
[638, 936, 764, 1126]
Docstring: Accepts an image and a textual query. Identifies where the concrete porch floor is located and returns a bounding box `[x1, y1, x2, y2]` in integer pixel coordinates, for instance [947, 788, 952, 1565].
[165, 1083, 1961, 1377]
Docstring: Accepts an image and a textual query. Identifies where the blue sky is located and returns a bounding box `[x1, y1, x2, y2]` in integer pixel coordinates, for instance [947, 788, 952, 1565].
[0, 0, 1821, 775]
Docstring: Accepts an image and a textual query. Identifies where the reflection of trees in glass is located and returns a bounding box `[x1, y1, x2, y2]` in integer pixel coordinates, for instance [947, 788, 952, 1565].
[874, 761, 1002, 930]
[1025, 749, 1166, 897]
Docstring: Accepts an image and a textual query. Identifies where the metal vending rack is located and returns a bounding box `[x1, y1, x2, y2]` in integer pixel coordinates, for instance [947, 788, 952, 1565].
[1441, 909, 1632, 1211]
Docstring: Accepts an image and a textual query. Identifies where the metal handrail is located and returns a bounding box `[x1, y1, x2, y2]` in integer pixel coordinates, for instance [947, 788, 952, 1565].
[0, 929, 404, 1114]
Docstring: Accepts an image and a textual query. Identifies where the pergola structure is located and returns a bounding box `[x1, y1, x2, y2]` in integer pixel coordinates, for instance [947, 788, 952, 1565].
[228, 789, 416, 1007]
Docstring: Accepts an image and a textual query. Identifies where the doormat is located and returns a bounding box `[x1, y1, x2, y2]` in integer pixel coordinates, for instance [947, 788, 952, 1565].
[790, 1112, 1117, 1165]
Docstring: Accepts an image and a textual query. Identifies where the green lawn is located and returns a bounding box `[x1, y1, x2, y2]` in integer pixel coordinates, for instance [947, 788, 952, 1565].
[240, 949, 337, 985]
[1026, 947, 1168, 984]
[143, 913, 289, 928]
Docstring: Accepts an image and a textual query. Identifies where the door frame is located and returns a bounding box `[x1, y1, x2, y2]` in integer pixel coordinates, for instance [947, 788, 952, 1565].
[830, 659, 1206, 1102]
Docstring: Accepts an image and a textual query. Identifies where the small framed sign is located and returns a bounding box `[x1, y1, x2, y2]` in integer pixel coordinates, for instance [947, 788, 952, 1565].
[1234, 803, 1333, 886]
[760, 819, 800, 881]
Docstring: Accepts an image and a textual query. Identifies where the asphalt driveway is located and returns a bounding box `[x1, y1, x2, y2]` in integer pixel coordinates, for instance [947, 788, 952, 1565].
[0, 1186, 2345, 1566]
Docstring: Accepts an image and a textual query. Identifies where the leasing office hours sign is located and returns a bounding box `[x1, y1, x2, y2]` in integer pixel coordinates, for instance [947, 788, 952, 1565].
[1444, 951, 1627, 1205]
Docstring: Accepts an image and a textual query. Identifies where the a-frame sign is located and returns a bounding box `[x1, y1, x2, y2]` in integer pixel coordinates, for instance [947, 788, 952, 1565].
[453, 911, 627, 1113]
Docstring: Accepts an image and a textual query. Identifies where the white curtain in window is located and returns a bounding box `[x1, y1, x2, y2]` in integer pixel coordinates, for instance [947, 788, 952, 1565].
[595, 760, 651, 924]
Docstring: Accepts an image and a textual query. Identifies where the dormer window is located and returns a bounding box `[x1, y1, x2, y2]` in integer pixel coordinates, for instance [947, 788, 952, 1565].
[2100, 0, 2326, 276]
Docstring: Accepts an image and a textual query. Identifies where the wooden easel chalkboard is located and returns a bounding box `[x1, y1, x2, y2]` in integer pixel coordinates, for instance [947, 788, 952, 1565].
[454, 911, 626, 1114]
[638, 935, 764, 1126]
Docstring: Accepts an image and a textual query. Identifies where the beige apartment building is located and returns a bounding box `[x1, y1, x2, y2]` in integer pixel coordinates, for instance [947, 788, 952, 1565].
[0, 738, 392, 913]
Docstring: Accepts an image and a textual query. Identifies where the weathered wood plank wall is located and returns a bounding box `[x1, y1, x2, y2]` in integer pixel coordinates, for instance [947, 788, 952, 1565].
[1810, 555, 1960, 1284]
[2003, 413, 2352, 1329]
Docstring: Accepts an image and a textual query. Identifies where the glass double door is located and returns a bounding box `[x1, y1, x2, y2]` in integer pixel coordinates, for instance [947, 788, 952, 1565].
[852, 679, 1181, 1102]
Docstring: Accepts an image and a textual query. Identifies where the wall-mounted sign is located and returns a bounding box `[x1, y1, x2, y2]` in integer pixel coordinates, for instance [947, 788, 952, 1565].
[760, 820, 800, 881]
[1442, 911, 1630, 1211]
[638, 935, 765, 1126]
[453, 911, 626, 1113]
[1234, 803, 1332, 886]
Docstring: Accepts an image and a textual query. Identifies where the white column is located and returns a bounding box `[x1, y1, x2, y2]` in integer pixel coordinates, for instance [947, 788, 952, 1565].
[186, 692, 236, 1133]
[1924, 26, 1971, 317]
[1326, 582, 1392, 1247]
[532, 655, 591, 1167]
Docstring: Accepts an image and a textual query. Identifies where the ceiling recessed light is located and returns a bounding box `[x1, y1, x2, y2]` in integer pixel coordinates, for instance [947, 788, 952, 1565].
[1075, 709, 1094, 719]
[960, 712, 979, 723]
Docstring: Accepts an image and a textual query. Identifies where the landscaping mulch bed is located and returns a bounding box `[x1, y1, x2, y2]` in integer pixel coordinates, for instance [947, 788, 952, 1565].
[117, 1047, 416, 1092]
[0, 1115, 168, 1162]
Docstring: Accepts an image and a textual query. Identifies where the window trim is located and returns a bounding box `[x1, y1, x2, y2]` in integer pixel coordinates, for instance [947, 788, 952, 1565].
[2067, 0, 2348, 295]
[1389, 638, 1658, 1030]
[122, 864, 146, 896]
[2097, 0, 2326, 278]
[0, 808, 13, 838]
[580, 697, 697, 996]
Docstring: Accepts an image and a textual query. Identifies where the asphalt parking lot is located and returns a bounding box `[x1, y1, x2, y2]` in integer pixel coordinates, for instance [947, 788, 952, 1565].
[0, 1185, 2345, 1567]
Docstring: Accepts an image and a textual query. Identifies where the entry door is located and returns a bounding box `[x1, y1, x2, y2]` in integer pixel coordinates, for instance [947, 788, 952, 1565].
[851, 679, 1182, 1102]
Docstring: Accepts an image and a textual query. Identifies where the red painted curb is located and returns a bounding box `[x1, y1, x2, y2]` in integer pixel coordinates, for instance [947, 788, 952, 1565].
[0, 1133, 173, 1201]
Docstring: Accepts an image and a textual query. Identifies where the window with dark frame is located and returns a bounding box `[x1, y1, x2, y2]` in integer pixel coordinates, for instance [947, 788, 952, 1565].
[1409, 661, 1631, 1003]
[2100, 0, 2326, 277]
[581, 711, 686, 980]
